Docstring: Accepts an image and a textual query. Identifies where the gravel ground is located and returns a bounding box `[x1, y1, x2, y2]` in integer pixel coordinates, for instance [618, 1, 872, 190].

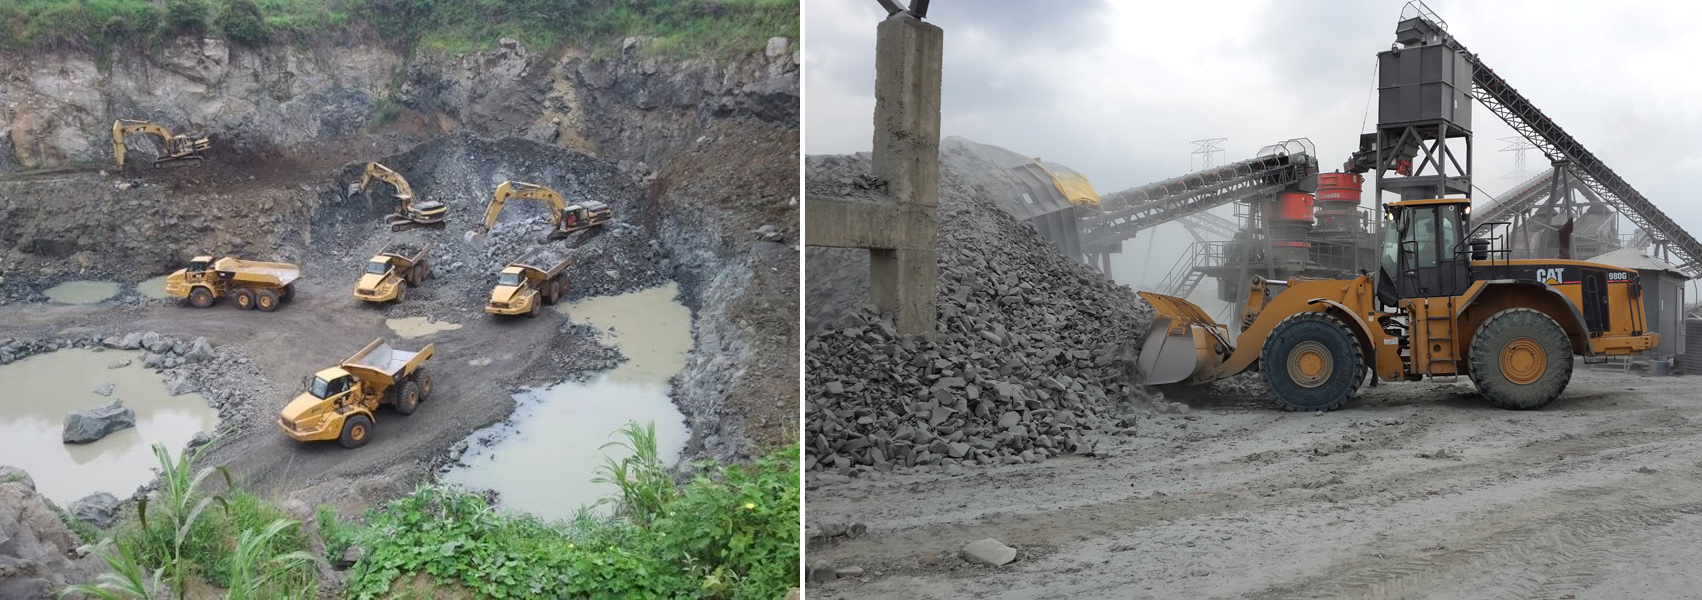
[804, 365, 1702, 599]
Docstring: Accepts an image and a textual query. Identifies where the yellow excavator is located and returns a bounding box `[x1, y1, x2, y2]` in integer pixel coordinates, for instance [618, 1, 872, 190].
[111, 120, 210, 169]
[351, 162, 447, 231]
[478, 181, 612, 240]
[1140, 197, 1657, 412]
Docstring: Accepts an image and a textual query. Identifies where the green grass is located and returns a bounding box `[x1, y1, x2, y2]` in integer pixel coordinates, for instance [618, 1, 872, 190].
[347, 422, 801, 599]
[0, 0, 798, 58]
[68, 443, 319, 599]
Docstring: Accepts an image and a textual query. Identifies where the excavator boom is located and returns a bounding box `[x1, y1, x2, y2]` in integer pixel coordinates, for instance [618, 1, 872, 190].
[354, 162, 445, 231]
[112, 120, 209, 169]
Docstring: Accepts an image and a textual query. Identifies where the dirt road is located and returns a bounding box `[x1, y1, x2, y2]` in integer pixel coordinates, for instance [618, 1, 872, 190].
[806, 366, 1702, 599]
[0, 270, 574, 508]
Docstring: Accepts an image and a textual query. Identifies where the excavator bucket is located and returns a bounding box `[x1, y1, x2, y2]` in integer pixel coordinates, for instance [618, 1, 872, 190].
[1136, 291, 1231, 385]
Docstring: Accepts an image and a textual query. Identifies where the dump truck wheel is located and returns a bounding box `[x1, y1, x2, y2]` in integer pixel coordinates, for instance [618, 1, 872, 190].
[416, 368, 434, 399]
[233, 289, 255, 310]
[1468, 308, 1572, 410]
[255, 289, 279, 312]
[406, 265, 422, 287]
[280, 284, 295, 302]
[338, 414, 373, 449]
[189, 287, 215, 308]
[528, 299, 541, 318]
[394, 284, 407, 303]
[1260, 311, 1365, 412]
[395, 380, 421, 416]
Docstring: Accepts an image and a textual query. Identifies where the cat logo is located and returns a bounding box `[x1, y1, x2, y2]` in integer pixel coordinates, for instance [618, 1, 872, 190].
[1535, 267, 1564, 285]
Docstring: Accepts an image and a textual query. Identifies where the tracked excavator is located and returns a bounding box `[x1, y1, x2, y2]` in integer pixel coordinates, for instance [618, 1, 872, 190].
[350, 162, 447, 231]
[1139, 198, 1657, 412]
[112, 120, 210, 169]
[477, 181, 612, 241]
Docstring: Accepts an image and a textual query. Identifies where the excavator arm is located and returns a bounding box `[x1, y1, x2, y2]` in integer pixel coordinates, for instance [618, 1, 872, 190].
[481, 181, 567, 232]
[112, 119, 209, 168]
[355, 162, 416, 202]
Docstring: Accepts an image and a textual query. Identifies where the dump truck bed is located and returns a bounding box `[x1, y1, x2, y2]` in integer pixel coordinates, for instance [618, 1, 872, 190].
[376, 241, 434, 268]
[341, 338, 434, 383]
[212, 257, 301, 286]
[510, 249, 572, 280]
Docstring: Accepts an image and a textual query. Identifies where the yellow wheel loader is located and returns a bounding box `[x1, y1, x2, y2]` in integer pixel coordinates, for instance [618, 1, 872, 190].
[354, 241, 433, 303]
[164, 256, 300, 312]
[1140, 198, 1657, 412]
[277, 338, 436, 449]
[350, 162, 447, 232]
[477, 181, 612, 240]
[112, 120, 210, 169]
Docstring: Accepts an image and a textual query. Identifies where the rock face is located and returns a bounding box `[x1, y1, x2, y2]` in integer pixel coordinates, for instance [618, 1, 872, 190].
[0, 466, 99, 598]
[62, 400, 137, 444]
[803, 146, 1154, 473]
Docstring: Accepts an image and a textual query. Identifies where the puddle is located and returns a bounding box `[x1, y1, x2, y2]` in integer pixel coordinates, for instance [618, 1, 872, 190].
[386, 317, 463, 339]
[44, 280, 120, 304]
[443, 283, 693, 519]
[136, 275, 173, 300]
[0, 349, 217, 506]
[555, 283, 692, 385]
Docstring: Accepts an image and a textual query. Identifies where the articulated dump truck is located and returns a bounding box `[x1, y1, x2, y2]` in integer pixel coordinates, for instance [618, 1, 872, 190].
[1140, 198, 1657, 412]
[485, 249, 572, 317]
[278, 338, 435, 448]
[165, 256, 300, 311]
[354, 241, 434, 303]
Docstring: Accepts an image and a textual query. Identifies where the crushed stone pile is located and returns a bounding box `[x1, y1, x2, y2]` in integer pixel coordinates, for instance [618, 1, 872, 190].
[804, 147, 1161, 476]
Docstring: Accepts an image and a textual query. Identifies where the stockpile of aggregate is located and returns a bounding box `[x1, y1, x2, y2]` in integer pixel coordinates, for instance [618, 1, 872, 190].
[804, 144, 1160, 475]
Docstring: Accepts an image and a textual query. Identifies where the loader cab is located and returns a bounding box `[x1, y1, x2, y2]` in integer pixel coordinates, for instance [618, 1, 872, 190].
[1379, 199, 1472, 305]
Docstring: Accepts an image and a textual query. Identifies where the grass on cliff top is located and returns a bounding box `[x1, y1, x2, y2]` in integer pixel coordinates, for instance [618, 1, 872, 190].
[0, 0, 798, 58]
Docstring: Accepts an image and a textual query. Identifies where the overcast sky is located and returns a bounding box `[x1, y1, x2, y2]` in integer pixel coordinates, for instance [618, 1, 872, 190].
[806, 0, 1702, 291]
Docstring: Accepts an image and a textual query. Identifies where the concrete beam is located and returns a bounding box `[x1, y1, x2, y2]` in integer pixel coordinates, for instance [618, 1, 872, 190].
[804, 197, 937, 250]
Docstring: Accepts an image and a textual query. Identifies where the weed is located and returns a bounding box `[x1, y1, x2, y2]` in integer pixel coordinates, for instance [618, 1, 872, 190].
[592, 421, 674, 527]
[58, 539, 165, 600]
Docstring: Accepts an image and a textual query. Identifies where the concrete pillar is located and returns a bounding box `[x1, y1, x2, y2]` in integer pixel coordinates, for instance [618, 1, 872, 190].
[867, 14, 942, 335]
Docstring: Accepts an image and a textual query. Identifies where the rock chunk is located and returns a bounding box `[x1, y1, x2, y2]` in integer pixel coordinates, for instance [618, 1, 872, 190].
[69, 492, 120, 528]
[63, 400, 137, 444]
[962, 538, 1017, 566]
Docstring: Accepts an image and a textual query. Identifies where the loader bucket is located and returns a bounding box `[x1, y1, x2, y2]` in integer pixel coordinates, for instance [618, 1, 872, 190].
[1136, 291, 1231, 385]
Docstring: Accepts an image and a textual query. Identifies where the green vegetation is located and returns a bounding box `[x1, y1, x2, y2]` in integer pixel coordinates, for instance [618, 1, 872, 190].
[347, 423, 801, 599]
[0, 0, 798, 58]
[57, 423, 800, 598]
[62, 443, 319, 599]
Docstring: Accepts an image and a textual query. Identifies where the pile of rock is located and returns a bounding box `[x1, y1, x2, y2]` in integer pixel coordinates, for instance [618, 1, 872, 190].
[804, 150, 1157, 475]
[105, 331, 215, 370]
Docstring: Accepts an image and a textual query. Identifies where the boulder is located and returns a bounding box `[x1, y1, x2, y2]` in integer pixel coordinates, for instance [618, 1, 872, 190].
[69, 492, 120, 528]
[62, 400, 137, 444]
[183, 337, 214, 361]
[0, 466, 100, 597]
[962, 538, 1017, 566]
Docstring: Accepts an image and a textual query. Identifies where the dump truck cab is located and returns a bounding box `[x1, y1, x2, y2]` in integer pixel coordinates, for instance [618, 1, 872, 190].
[278, 339, 435, 448]
[354, 242, 432, 303]
[485, 251, 571, 317]
[1139, 197, 1657, 413]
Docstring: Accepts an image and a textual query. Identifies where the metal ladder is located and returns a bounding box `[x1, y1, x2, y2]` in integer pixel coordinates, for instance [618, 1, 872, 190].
[1420, 296, 1460, 381]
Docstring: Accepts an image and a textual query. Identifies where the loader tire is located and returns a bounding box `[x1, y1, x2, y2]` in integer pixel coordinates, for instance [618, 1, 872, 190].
[255, 289, 279, 312]
[416, 368, 434, 399]
[189, 287, 215, 308]
[1468, 308, 1572, 410]
[338, 414, 372, 449]
[1261, 311, 1365, 412]
[395, 380, 421, 416]
[233, 289, 255, 310]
